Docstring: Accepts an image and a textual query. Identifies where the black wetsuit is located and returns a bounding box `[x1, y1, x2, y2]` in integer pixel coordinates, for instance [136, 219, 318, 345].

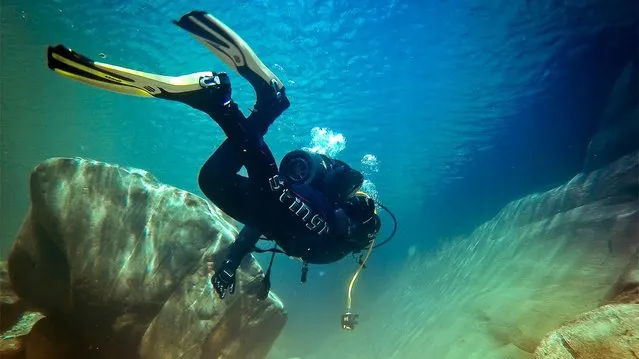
[197, 92, 357, 265]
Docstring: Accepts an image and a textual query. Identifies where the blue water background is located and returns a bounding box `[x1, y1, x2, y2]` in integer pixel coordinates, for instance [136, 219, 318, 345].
[1, 0, 636, 355]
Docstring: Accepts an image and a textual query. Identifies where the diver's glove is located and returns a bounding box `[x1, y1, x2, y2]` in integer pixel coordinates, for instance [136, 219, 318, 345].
[212, 259, 238, 299]
[344, 195, 376, 222]
[348, 214, 381, 250]
[343, 195, 381, 250]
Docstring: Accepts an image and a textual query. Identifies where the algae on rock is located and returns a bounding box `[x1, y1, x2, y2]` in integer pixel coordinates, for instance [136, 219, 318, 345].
[5, 157, 286, 359]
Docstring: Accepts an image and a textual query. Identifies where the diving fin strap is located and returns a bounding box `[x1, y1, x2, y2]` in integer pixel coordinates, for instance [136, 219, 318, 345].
[46, 44, 214, 100]
[174, 11, 285, 94]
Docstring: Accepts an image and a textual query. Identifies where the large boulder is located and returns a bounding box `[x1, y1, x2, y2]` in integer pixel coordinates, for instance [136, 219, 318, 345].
[482, 149, 638, 246]
[0, 261, 24, 334]
[5, 157, 286, 359]
[533, 304, 639, 359]
[603, 246, 639, 306]
[1, 260, 85, 359]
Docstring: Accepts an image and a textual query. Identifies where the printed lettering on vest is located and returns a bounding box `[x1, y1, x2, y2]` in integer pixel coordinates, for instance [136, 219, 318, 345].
[269, 175, 283, 191]
[271, 175, 329, 235]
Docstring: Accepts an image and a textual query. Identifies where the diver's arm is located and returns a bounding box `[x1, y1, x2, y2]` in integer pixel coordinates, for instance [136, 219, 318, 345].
[335, 194, 382, 251]
[348, 212, 381, 251]
[212, 226, 262, 299]
[331, 207, 380, 252]
[226, 226, 262, 263]
[332, 208, 354, 239]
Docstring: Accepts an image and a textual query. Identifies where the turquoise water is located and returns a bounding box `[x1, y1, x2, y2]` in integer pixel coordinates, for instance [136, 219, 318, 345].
[1, 0, 637, 357]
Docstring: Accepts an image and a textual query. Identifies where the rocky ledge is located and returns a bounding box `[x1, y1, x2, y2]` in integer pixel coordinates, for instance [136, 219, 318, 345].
[1, 157, 287, 359]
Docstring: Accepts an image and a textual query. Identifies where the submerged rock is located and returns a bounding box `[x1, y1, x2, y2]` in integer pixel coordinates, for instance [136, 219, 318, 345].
[533, 304, 639, 359]
[299, 45, 638, 359]
[584, 61, 639, 173]
[604, 247, 639, 305]
[303, 148, 638, 359]
[6, 157, 286, 359]
[492, 344, 532, 359]
[484, 150, 638, 243]
[584, 107, 639, 173]
[1, 261, 61, 359]
[0, 262, 23, 334]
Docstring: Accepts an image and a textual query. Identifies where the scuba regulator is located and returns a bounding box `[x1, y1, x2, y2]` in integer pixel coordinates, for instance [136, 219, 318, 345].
[341, 200, 397, 330]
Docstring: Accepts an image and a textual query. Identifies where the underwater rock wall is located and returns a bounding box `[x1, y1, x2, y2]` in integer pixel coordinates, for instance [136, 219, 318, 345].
[533, 304, 639, 358]
[296, 149, 637, 359]
[584, 60, 639, 173]
[0, 157, 286, 359]
[301, 62, 638, 359]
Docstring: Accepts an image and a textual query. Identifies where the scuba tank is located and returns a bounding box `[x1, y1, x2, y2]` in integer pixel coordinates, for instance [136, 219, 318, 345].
[278, 149, 330, 186]
[279, 149, 364, 203]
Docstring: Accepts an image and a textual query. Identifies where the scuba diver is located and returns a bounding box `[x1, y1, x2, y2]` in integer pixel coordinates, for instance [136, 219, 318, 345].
[46, 10, 397, 330]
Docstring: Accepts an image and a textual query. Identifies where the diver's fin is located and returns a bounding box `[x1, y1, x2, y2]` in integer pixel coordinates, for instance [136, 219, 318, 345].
[46, 44, 213, 100]
[174, 11, 284, 95]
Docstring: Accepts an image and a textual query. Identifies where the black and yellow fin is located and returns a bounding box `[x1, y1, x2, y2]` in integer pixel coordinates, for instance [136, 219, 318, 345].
[46, 44, 213, 100]
[174, 11, 285, 94]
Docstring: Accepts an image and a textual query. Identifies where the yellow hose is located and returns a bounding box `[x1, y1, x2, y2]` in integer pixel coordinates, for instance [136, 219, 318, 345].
[346, 239, 375, 311]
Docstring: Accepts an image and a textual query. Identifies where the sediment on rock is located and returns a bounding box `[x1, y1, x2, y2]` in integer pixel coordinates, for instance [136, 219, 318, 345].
[6, 157, 287, 359]
[533, 304, 639, 359]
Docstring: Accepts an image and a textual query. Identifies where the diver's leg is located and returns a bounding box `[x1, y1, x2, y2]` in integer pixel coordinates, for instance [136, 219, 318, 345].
[174, 11, 291, 136]
[185, 72, 284, 141]
[198, 139, 257, 226]
[248, 85, 290, 136]
[197, 103, 279, 217]
[174, 10, 288, 109]
[192, 73, 282, 185]
[215, 105, 280, 192]
[200, 108, 280, 300]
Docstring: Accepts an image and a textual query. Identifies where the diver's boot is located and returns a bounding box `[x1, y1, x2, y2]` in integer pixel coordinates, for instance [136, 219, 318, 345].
[192, 73, 266, 146]
[188, 71, 286, 144]
[175, 10, 290, 134]
[175, 10, 286, 96]
[250, 83, 291, 136]
[180, 72, 233, 115]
